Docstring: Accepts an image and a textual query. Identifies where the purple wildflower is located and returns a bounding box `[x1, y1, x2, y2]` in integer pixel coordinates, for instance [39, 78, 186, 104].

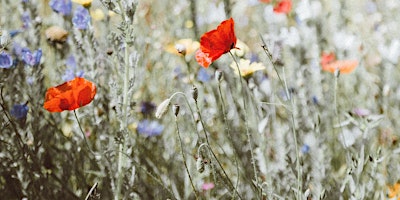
[197, 68, 211, 82]
[72, 6, 90, 30]
[301, 144, 310, 154]
[21, 48, 42, 66]
[9, 30, 21, 37]
[62, 55, 84, 81]
[137, 120, 164, 137]
[49, 0, 72, 15]
[21, 11, 31, 29]
[10, 103, 29, 120]
[0, 52, 13, 69]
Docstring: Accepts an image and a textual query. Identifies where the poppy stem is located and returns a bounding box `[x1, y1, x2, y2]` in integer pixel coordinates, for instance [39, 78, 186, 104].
[174, 110, 199, 198]
[73, 110, 96, 156]
[229, 51, 260, 196]
[259, 38, 302, 199]
[217, 78, 241, 199]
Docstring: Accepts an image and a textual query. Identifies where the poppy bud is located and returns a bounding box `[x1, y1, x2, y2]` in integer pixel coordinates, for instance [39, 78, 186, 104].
[175, 43, 186, 56]
[155, 98, 171, 119]
[196, 157, 205, 173]
[191, 86, 198, 102]
[215, 70, 223, 82]
[172, 104, 180, 117]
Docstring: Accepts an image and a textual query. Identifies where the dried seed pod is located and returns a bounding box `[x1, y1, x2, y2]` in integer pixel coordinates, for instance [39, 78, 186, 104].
[191, 86, 198, 102]
[172, 104, 180, 117]
[45, 26, 68, 43]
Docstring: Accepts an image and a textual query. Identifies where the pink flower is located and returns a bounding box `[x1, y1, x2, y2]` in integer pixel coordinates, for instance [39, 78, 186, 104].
[202, 182, 215, 191]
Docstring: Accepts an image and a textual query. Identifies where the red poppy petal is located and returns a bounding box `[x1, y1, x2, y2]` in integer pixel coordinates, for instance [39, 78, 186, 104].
[273, 0, 292, 14]
[43, 77, 96, 112]
[195, 49, 212, 68]
[196, 18, 237, 67]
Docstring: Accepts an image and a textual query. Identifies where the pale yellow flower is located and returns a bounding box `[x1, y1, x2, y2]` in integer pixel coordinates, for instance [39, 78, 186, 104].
[230, 59, 265, 77]
[91, 9, 105, 21]
[72, 0, 92, 7]
[165, 38, 200, 56]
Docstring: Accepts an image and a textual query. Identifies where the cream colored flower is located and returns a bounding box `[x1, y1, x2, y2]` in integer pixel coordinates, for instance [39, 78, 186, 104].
[91, 9, 105, 21]
[230, 59, 265, 77]
[230, 39, 249, 57]
[165, 39, 200, 56]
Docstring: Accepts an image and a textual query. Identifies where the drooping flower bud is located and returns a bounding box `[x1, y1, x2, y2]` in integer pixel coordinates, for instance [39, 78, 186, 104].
[155, 98, 171, 119]
[191, 86, 198, 102]
[215, 70, 223, 82]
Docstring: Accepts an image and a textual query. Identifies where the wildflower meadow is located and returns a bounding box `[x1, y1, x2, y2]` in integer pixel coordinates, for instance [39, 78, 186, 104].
[1, 0, 400, 199]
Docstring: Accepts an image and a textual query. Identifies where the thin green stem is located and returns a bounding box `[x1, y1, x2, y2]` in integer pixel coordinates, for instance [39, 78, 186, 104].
[217, 81, 241, 199]
[174, 116, 198, 199]
[334, 73, 346, 147]
[169, 92, 201, 141]
[73, 110, 96, 156]
[260, 38, 302, 199]
[194, 100, 238, 195]
[282, 68, 302, 199]
[229, 51, 259, 196]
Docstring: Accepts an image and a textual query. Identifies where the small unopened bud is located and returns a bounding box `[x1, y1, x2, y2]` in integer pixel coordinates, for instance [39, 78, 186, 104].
[334, 68, 340, 78]
[191, 86, 198, 102]
[155, 98, 171, 119]
[196, 157, 205, 173]
[172, 104, 180, 117]
[175, 44, 186, 55]
[215, 70, 223, 82]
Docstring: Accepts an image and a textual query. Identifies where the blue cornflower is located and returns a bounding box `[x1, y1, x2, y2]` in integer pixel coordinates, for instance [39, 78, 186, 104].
[137, 120, 164, 137]
[21, 11, 31, 29]
[0, 52, 13, 69]
[21, 48, 42, 66]
[301, 144, 310, 154]
[49, 0, 72, 15]
[9, 30, 22, 37]
[62, 55, 84, 81]
[197, 67, 211, 82]
[72, 6, 90, 30]
[10, 103, 29, 120]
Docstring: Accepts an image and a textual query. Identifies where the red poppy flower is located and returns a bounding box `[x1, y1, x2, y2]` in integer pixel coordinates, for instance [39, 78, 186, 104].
[44, 77, 96, 112]
[320, 52, 336, 66]
[273, 0, 292, 14]
[195, 18, 237, 68]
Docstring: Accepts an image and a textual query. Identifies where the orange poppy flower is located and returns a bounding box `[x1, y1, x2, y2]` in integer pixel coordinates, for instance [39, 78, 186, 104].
[388, 182, 400, 199]
[320, 52, 358, 74]
[322, 60, 358, 74]
[259, 0, 271, 3]
[195, 18, 237, 68]
[273, 0, 292, 14]
[44, 77, 96, 112]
